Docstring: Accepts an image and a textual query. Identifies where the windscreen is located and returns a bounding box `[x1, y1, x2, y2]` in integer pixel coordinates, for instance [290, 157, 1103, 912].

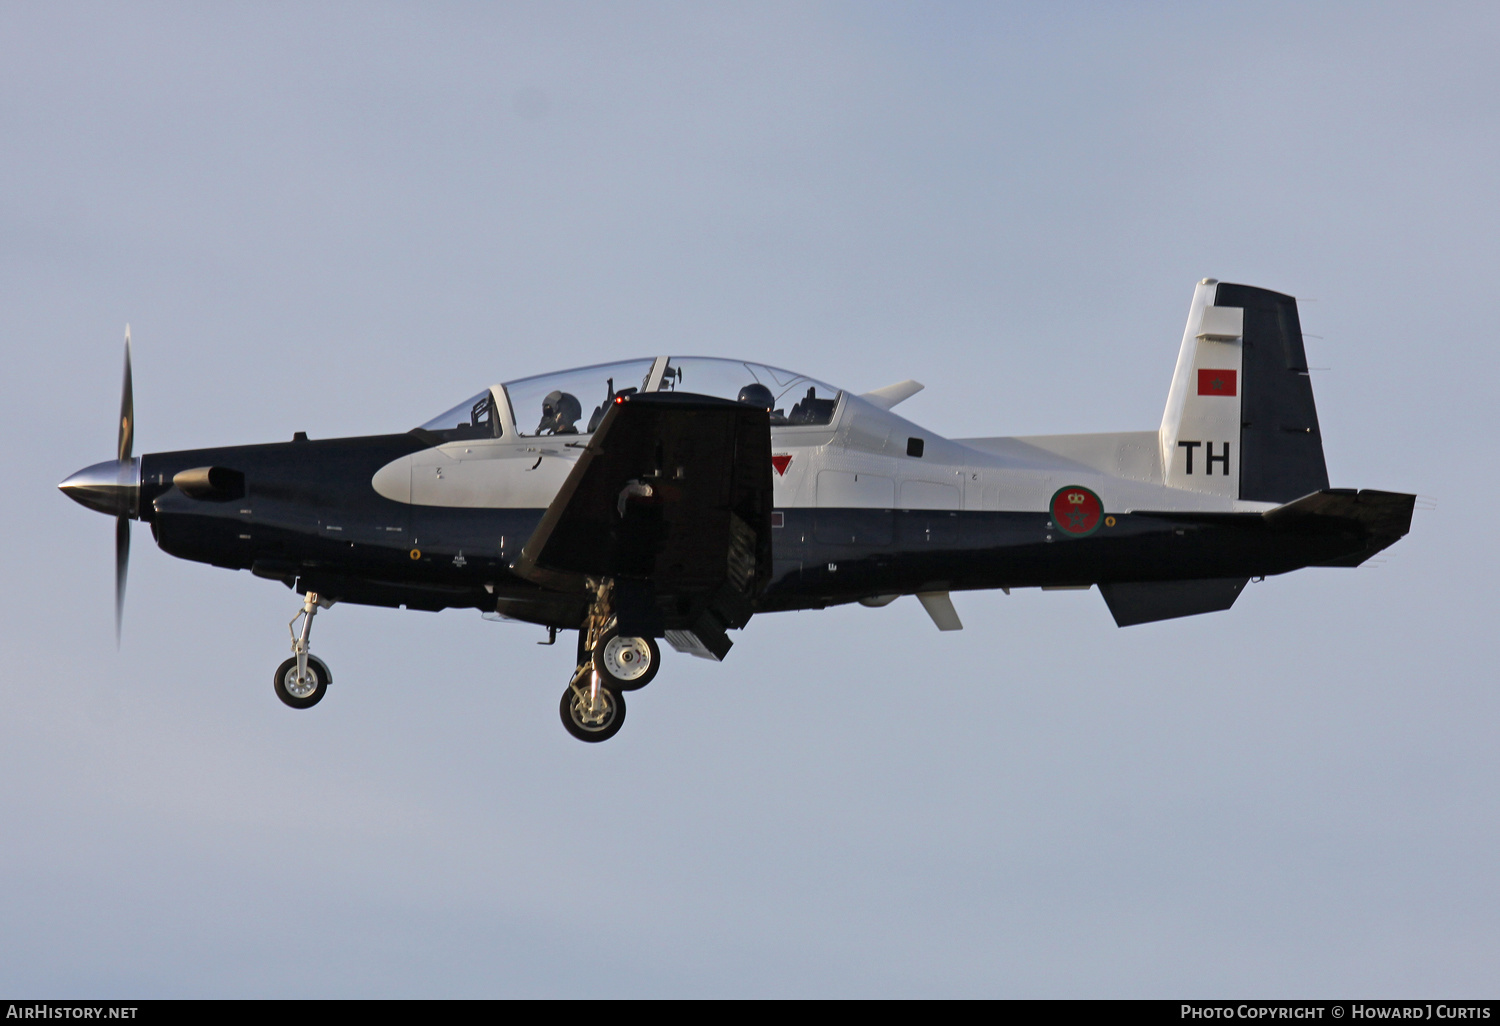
[418, 390, 503, 441]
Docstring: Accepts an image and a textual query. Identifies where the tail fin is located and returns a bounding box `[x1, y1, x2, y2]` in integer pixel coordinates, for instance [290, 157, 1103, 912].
[1160, 280, 1329, 502]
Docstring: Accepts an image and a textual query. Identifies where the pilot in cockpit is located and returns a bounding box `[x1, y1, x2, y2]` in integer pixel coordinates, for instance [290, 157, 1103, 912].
[537, 390, 582, 435]
[737, 383, 785, 423]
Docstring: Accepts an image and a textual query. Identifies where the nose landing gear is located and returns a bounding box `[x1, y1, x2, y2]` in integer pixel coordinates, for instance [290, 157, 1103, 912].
[276, 591, 333, 709]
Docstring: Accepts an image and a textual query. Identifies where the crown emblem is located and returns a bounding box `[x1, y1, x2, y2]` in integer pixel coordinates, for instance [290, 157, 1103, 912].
[1050, 484, 1104, 538]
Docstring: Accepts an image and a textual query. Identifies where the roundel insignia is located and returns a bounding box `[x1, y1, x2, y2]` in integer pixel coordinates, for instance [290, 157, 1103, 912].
[1049, 485, 1104, 538]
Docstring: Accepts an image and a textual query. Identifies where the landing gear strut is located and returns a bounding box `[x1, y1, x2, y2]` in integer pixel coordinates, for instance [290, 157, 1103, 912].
[558, 577, 659, 742]
[275, 591, 332, 709]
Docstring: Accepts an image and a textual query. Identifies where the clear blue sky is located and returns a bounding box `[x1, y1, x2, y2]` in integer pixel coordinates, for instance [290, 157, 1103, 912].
[2, 2, 1494, 996]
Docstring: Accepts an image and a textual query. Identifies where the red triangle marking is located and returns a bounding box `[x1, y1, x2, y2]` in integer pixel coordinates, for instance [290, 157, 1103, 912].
[771, 454, 792, 476]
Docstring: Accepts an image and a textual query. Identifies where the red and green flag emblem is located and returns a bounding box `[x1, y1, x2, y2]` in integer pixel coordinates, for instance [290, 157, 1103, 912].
[1050, 485, 1104, 537]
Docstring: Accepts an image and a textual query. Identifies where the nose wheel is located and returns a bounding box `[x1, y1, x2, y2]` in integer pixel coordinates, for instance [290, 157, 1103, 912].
[276, 590, 333, 709]
[275, 654, 331, 708]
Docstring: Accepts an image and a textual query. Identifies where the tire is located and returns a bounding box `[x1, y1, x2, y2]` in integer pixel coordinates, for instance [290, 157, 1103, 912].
[592, 631, 660, 692]
[560, 680, 626, 742]
[274, 655, 330, 709]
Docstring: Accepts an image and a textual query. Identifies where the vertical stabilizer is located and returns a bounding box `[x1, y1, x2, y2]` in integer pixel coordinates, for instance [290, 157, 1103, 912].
[1160, 280, 1329, 502]
[1160, 279, 1244, 497]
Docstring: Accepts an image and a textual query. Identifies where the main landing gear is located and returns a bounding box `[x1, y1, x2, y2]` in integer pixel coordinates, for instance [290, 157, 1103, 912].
[275, 590, 332, 709]
[559, 578, 660, 743]
[595, 629, 660, 691]
[265, 581, 662, 738]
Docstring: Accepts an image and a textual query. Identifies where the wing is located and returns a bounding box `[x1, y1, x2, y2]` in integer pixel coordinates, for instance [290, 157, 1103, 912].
[513, 392, 773, 656]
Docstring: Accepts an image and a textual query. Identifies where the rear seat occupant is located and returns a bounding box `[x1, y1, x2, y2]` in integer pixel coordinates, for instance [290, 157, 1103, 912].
[538, 391, 581, 435]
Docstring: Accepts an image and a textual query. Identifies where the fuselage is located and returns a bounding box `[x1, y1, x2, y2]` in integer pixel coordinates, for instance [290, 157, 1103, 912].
[128, 383, 1367, 629]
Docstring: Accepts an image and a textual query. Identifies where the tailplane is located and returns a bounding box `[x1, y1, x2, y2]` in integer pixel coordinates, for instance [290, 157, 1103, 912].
[1263, 487, 1416, 566]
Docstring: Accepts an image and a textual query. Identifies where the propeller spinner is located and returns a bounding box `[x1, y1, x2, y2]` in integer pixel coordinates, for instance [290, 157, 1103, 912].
[59, 327, 139, 642]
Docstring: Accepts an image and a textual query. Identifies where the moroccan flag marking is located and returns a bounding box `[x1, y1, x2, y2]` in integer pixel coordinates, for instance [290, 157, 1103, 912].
[1049, 485, 1104, 538]
[1198, 368, 1237, 396]
[771, 454, 792, 476]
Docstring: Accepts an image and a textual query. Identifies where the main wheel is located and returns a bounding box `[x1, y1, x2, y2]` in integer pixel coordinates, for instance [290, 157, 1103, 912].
[274, 655, 330, 709]
[592, 631, 660, 692]
[560, 679, 626, 743]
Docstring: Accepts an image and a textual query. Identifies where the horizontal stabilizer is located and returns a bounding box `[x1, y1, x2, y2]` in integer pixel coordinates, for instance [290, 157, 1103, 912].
[1131, 488, 1415, 568]
[860, 379, 924, 410]
[1263, 487, 1416, 566]
[1263, 487, 1414, 530]
[1099, 578, 1247, 627]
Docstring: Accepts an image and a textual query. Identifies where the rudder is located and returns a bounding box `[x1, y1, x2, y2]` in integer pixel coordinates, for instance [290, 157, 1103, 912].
[1215, 282, 1329, 503]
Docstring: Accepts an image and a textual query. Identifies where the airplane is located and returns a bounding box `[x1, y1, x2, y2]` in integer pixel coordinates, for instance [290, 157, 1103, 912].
[60, 280, 1415, 742]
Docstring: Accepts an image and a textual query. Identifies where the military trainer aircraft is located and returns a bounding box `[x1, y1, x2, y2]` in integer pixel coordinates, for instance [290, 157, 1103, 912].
[61, 280, 1414, 742]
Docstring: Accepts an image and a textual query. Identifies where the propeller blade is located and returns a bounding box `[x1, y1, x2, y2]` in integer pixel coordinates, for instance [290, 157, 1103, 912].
[115, 326, 134, 643]
[115, 511, 130, 645]
[118, 326, 133, 463]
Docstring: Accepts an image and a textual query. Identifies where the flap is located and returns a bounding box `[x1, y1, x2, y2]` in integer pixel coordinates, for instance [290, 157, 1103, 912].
[514, 392, 774, 627]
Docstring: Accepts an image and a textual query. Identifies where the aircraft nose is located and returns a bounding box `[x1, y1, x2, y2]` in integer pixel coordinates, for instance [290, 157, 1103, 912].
[59, 458, 139, 518]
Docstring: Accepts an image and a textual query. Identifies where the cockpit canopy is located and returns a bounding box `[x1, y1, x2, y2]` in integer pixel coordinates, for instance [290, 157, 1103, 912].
[417, 390, 503, 442]
[419, 357, 842, 442]
[654, 358, 840, 427]
[505, 358, 656, 437]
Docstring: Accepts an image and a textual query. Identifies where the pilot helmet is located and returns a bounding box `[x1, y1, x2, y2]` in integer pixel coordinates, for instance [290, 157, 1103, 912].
[539, 390, 583, 434]
[736, 383, 775, 410]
